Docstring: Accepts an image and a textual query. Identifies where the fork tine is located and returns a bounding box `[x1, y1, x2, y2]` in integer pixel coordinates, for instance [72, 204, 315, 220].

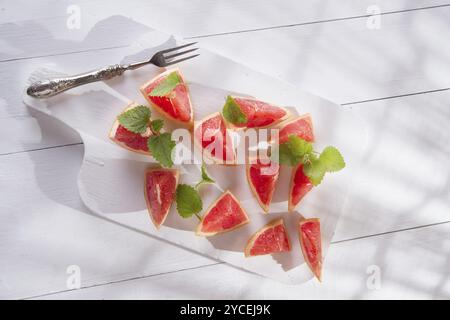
[164, 47, 198, 60]
[163, 54, 200, 66]
[160, 42, 197, 54]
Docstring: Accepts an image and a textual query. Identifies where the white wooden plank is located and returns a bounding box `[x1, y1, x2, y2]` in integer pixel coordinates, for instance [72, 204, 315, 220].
[31, 222, 450, 299]
[1, 1, 447, 60]
[198, 6, 450, 103]
[1, 2, 449, 300]
[335, 89, 450, 240]
[0, 145, 213, 299]
[1, 90, 449, 299]
[2, 7, 450, 155]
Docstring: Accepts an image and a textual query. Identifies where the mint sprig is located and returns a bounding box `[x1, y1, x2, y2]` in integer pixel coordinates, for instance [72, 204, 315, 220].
[117, 105, 151, 134]
[222, 95, 247, 125]
[303, 155, 326, 186]
[195, 164, 215, 188]
[149, 72, 181, 97]
[176, 184, 203, 218]
[176, 163, 216, 220]
[116, 104, 176, 168]
[148, 133, 176, 168]
[150, 119, 164, 134]
[319, 146, 345, 172]
[274, 135, 345, 186]
[276, 135, 313, 166]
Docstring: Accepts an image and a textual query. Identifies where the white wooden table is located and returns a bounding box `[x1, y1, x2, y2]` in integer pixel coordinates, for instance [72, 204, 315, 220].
[1, 0, 450, 299]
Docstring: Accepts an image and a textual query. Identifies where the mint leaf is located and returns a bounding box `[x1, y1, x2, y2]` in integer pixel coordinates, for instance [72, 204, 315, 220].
[319, 146, 345, 172]
[150, 119, 164, 134]
[201, 164, 215, 184]
[222, 95, 247, 125]
[288, 135, 313, 159]
[276, 135, 313, 166]
[148, 132, 176, 168]
[149, 72, 181, 97]
[195, 164, 215, 189]
[117, 105, 151, 134]
[276, 143, 297, 166]
[272, 134, 345, 186]
[303, 146, 345, 186]
[176, 184, 203, 218]
[303, 156, 326, 186]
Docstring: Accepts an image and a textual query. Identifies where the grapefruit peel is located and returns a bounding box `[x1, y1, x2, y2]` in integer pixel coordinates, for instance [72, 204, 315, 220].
[144, 168, 179, 229]
[110, 102, 177, 168]
[288, 164, 313, 212]
[109, 103, 153, 155]
[298, 218, 323, 281]
[276, 113, 315, 144]
[245, 218, 291, 257]
[222, 95, 289, 129]
[140, 68, 194, 127]
[246, 157, 280, 213]
[194, 112, 236, 165]
[196, 190, 250, 237]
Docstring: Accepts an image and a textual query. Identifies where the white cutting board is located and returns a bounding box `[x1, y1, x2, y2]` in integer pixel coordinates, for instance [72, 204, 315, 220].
[23, 30, 368, 284]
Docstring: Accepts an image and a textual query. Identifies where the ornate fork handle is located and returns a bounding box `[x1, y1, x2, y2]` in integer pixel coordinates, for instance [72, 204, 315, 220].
[26, 64, 128, 99]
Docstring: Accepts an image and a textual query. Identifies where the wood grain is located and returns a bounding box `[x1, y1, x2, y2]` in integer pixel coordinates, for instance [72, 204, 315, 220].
[31, 222, 450, 299]
[1, 0, 449, 299]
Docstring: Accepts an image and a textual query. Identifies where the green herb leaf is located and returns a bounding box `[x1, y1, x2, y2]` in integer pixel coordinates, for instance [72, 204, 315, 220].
[150, 119, 164, 134]
[149, 72, 181, 97]
[176, 184, 203, 218]
[276, 135, 313, 166]
[272, 134, 345, 187]
[201, 164, 215, 184]
[195, 164, 215, 189]
[117, 105, 151, 134]
[319, 146, 346, 172]
[147, 132, 176, 168]
[303, 156, 326, 186]
[222, 95, 247, 125]
[303, 147, 345, 186]
[275, 143, 297, 166]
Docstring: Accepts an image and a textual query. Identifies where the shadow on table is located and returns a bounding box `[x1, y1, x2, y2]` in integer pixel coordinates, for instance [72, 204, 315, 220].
[8, 10, 450, 297]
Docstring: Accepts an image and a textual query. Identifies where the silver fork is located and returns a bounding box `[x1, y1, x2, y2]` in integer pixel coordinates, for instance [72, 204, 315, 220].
[26, 42, 199, 99]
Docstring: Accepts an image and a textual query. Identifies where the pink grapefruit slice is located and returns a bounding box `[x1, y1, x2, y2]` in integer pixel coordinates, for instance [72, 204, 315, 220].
[140, 68, 193, 126]
[225, 95, 289, 128]
[109, 103, 152, 155]
[288, 164, 313, 212]
[277, 114, 314, 144]
[194, 112, 236, 164]
[299, 218, 322, 281]
[246, 158, 280, 213]
[196, 190, 249, 236]
[144, 168, 179, 229]
[245, 218, 291, 257]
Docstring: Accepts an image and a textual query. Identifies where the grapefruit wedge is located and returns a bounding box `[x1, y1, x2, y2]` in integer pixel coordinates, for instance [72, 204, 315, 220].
[277, 114, 314, 144]
[245, 218, 291, 257]
[194, 112, 236, 164]
[109, 103, 152, 155]
[144, 168, 179, 229]
[196, 190, 249, 236]
[140, 68, 193, 126]
[299, 218, 322, 281]
[288, 164, 313, 212]
[246, 158, 280, 213]
[223, 95, 289, 128]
